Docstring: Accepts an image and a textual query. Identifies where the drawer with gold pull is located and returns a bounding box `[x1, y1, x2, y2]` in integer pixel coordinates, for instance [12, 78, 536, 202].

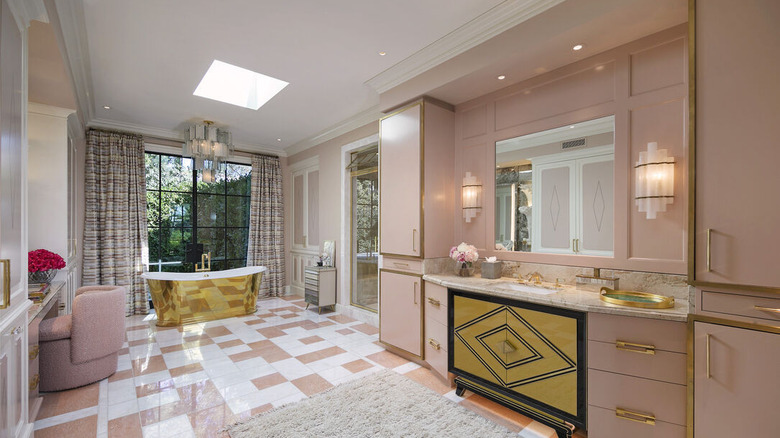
[700, 290, 780, 324]
[424, 282, 447, 326]
[588, 404, 686, 438]
[588, 313, 686, 353]
[425, 320, 448, 378]
[588, 340, 686, 384]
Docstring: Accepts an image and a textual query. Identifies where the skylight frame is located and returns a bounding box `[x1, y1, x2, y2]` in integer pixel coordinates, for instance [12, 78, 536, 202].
[193, 60, 288, 110]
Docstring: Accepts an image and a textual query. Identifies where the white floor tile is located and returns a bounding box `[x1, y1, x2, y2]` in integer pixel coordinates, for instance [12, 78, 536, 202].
[142, 414, 194, 438]
[270, 358, 313, 380]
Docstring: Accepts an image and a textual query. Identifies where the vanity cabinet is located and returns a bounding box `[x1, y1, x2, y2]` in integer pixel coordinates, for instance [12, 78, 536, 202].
[0, 309, 28, 438]
[450, 289, 585, 435]
[693, 0, 780, 289]
[379, 98, 454, 259]
[379, 270, 422, 357]
[691, 319, 780, 437]
[586, 313, 686, 438]
[531, 148, 613, 256]
[423, 282, 448, 379]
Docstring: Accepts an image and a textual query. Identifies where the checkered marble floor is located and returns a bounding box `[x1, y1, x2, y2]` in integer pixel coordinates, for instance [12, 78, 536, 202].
[34, 296, 568, 438]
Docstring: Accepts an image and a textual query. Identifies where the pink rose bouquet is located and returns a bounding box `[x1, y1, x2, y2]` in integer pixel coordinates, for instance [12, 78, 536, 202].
[450, 242, 479, 266]
[28, 249, 66, 273]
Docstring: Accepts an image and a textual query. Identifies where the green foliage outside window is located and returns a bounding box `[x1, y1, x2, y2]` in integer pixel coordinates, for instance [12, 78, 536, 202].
[145, 153, 251, 272]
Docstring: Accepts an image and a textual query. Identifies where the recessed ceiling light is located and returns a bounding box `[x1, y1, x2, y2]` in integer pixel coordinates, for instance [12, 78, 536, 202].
[572, 44, 584, 51]
[497, 75, 506, 80]
[193, 60, 289, 110]
[379, 51, 387, 56]
[569, 125, 576, 129]
[277, 138, 282, 142]
[595, 65, 605, 71]
[103, 105, 110, 110]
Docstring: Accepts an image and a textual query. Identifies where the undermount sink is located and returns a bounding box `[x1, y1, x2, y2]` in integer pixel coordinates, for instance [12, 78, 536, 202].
[494, 282, 560, 295]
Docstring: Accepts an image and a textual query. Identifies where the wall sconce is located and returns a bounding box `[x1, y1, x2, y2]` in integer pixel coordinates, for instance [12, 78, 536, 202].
[462, 172, 482, 223]
[635, 142, 675, 219]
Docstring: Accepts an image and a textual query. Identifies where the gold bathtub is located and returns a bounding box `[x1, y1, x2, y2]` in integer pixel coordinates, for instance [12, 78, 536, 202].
[141, 266, 266, 326]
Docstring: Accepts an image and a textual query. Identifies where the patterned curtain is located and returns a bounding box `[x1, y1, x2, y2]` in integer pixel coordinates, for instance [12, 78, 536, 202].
[247, 154, 285, 297]
[83, 129, 149, 315]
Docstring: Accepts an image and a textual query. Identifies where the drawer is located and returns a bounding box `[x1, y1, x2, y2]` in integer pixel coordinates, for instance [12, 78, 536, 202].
[425, 319, 448, 377]
[383, 257, 422, 274]
[588, 369, 686, 426]
[424, 282, 447, 326]
[701, 290, 780, 323]
[305, 290, 318, 305]
[588, 404, 686, 438]
[588, 313, 686, 353]
[425, 317, 448, 352]
[587, 340, 686, 384]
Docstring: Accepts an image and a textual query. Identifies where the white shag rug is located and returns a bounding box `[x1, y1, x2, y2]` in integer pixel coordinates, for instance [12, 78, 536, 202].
[227, 370, 517, 438]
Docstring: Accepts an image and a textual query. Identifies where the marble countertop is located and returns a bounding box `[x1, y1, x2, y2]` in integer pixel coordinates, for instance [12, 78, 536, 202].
[422, 274, 689, 322]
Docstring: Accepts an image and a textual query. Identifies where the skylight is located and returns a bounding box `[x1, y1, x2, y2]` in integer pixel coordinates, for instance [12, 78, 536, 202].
[193, 60, 288, 110]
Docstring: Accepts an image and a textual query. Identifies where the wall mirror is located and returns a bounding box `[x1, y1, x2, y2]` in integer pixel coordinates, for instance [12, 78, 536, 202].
[495, 115, 615, 256]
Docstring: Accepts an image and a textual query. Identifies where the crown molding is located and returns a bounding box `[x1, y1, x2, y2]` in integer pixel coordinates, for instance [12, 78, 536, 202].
[7, 0, 47, 30]
[285, 106, 382, 157]
[365, 0, 565, 94]
[28, 102, 75, 118]
[44, 0, 93, 127]
[88, 117, 286, 157]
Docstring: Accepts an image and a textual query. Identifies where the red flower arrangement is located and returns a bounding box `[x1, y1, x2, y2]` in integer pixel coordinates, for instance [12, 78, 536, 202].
[28, 249, 66, 273]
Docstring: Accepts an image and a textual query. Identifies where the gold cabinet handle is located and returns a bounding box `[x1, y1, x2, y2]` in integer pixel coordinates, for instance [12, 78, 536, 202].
[576, 238, 580, 253]
[615, 407, 655, 426]
[0, 259, 9, 309]
[29, 345, 40, 361]
[615, 340, 656, 355]
[572, 239, 576, 253]
[412, 229, 417, 252]
[754, 305, 780, 314]
[428, 338, 441, 350]
[393, 262, 410, 268]
[706, 228, 712, 272]
[427, 297, 440, 306]
[497, 340, 516, 354]
[706, 333, 712, 379]
[413, 282, 418, 305]
[29, 374, 40, 391]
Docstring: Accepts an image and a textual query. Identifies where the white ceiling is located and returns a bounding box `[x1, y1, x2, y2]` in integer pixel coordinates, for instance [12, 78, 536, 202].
[36, 0, 686, 156]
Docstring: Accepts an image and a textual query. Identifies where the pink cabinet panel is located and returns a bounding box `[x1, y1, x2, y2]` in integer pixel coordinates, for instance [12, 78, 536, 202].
[379, 104, 421, 258]
[588, 405, 686, 438]
[693, 321, 780, 437]
[379, 270, 422, 357]
[424, 319, 448, 379]
[694, 0, 780, 289]
[587, 313, 687, 354]
[587, 340, 686, 385]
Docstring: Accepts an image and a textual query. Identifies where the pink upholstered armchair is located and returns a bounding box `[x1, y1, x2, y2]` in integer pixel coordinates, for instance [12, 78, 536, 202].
[39, 286, 126, 392]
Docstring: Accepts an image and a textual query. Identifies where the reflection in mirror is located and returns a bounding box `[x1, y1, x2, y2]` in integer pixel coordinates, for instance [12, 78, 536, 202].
[495, 115, 615, 255]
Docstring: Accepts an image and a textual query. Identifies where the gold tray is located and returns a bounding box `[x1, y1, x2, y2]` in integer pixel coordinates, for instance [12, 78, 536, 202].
[599, 287, 675, 309]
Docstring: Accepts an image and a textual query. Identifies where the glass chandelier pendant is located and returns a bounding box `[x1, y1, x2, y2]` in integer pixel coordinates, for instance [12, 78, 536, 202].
[183, 120, 234, 182]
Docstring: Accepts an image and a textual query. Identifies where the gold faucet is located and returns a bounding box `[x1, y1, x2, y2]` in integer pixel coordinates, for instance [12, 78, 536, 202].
[195, 252, 211, 272]
[527, 271, 543, 285]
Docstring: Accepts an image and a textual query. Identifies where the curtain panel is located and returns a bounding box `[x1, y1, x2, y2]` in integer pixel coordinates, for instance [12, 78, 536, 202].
[83, 129, 149, 315]
[247, 154, 285, 297]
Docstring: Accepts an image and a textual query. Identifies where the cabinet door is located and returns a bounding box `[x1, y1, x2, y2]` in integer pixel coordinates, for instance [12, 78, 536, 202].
[578, 155, 613, 255]
[532, 161, 574, 253]
[693, 321, 780, 437]
[0, 313, 26, 438]
[379, 104, 421, 257]
[379, 271, 421, 357]
[693, 0, 780, 288]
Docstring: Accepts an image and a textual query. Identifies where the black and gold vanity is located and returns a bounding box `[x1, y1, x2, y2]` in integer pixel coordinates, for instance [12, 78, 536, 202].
[449, 289, 585, 438]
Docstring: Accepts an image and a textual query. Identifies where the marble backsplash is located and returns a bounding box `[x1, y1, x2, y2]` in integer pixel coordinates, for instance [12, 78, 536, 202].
[423, 257, 691, 301]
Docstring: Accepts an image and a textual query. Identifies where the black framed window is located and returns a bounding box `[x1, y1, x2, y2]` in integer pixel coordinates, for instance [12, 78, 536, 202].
[145, 152, 251, 272]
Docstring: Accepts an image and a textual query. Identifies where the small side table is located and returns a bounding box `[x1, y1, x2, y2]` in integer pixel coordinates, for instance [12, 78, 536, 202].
[304, 266, 336, 313]
[27, 282, 62, 422]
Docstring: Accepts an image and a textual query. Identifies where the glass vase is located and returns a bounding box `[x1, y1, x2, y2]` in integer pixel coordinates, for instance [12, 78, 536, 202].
[454, 261, 474, 277]
[28, 269, 56, 284]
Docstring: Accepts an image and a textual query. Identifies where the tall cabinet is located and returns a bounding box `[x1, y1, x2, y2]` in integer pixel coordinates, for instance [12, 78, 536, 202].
[691, 1, 780, 436]
[0, 1, 33, 436]
[379, 98, 454, 359]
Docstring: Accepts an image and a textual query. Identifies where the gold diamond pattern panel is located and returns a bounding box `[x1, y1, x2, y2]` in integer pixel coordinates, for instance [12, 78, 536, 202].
[453, 294, 579, 417]
[147, 273, 262, 326]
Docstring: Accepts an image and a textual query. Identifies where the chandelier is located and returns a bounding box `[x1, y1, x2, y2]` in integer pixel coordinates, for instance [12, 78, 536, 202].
[182, 120, 234, 182]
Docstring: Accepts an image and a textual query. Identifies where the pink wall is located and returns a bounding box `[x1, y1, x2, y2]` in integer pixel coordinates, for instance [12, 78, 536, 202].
[453, 25, 688, 274]
[283, 122, 379, 286]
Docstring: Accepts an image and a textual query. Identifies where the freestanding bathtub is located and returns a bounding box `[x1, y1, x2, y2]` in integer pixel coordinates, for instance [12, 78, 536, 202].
[141, 266, 266, 326]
